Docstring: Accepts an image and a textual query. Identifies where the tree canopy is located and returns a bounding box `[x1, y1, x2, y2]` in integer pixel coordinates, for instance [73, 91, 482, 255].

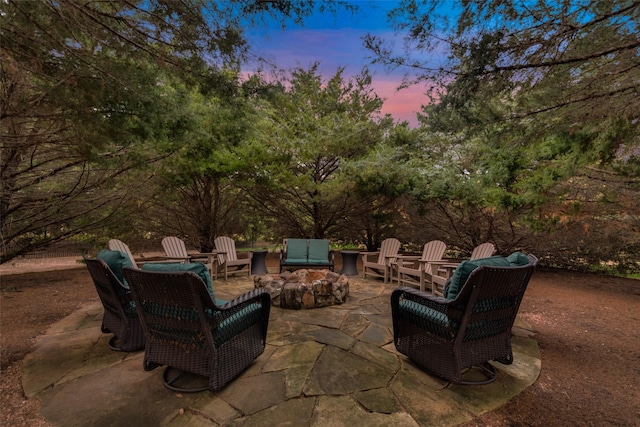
[1, 0, 638, 273]
[244, 65, 390, 240]
[365, 0, 639, 169]
[0, 0, 346, 261]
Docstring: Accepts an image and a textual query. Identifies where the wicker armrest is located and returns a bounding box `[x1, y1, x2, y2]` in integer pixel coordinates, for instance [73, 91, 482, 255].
[391, 287, 461, 340]
[209, 289, 271, 345]
[392, 286, 451, 307]
[219, 288, 270, 310]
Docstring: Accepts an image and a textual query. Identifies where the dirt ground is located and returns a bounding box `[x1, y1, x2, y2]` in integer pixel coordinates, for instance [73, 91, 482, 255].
[1, 255, 639, 426]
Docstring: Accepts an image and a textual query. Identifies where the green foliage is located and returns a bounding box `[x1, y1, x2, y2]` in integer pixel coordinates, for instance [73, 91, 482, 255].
[2, 0, 637, 274]
[0, 0, 343, 262]
[242, 65, 389, 240]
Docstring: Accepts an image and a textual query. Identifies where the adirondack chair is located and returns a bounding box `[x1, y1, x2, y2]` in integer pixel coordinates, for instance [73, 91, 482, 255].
[161, 236, 195, 263]
[161, 236, 217, 278]
[361, 238, 402, 283]
[108, 239, 141, 268]
[430, 243, 496, 296]
[470, 243, 496, 259]
[213, 236, 251, 280]
[394, 240, 447, 292]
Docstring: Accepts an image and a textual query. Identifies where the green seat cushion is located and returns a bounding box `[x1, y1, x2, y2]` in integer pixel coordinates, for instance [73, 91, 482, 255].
[284, 258, 308, 264]
[97, 249, 134, 287]
[286, 239, 308, 261]
[308, 239, 330, 263]
[446, 256, 511, 300]
[141, 262, 215, 300]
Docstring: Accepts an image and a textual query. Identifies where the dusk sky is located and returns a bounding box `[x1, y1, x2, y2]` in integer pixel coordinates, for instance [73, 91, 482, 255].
[243, 1, 444, 128]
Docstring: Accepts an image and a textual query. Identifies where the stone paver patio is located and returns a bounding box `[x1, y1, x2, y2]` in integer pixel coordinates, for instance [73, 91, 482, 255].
[22, 274, 540, 426]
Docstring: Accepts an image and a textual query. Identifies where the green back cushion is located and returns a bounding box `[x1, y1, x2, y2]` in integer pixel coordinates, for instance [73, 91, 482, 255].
[97, 249, 134, 287]
[286, 239, 308, 262]
[507, 251, 530, 266]
[445, 256, 511, 300]
[308, 239, 330, 263]
[141, 262, 215, 300]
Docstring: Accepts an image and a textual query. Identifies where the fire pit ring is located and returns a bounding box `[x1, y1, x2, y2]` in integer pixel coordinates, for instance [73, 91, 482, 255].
[253, 269, 349, 309]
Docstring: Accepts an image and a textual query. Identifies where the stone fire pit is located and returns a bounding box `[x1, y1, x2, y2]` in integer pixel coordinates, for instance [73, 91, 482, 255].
[253, 269, 349, 309]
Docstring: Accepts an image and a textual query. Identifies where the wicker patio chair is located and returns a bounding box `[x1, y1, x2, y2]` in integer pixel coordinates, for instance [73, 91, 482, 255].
[122, 267, 271, 392]
[161, 236, 219, 277]
[361, 237, 402, 283]
[84, 256, 145, 352]
[391, 253, 537, 385]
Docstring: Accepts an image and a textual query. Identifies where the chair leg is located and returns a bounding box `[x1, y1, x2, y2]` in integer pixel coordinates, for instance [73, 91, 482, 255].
[162, 367, 209, 393]
[108, 336, 122, 351]
[459, 362, 498, 385]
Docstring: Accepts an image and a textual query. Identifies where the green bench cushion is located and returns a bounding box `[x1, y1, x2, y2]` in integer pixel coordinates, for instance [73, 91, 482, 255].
[308, 239, 330, 263]
[286, 239, 308, 261]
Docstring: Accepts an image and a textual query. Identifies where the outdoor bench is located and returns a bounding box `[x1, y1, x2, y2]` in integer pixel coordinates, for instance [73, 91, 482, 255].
[279, 238, 334, 272]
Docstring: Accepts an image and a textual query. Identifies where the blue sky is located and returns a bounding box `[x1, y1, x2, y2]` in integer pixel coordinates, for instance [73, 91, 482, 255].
[243, 1, 435, 127]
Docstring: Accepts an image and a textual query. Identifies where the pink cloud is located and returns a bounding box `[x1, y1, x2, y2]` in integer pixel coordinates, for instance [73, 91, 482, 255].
[372, 78, 428, 127]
